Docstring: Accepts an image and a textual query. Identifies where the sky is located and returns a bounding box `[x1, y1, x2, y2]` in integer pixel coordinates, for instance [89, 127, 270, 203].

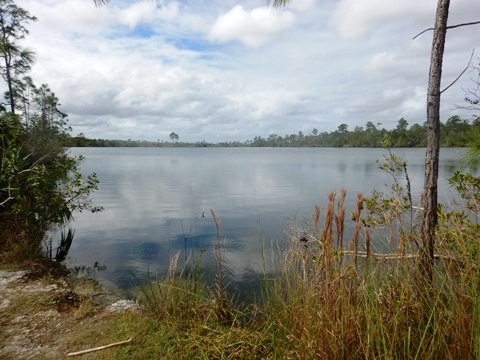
[16, 0, 480, 142]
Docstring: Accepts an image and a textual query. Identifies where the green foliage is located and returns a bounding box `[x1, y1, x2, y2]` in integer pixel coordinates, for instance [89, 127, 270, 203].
[448, 171, 480, 216]
[240, 116, 464, 148]
[363, 143, 417, 252]
[63, 115, 475, 148]
[0, 1, 100, 261]
[463, 125, 480, 169]
[0, 109, 101, 259]
[441, 115, 471, 147]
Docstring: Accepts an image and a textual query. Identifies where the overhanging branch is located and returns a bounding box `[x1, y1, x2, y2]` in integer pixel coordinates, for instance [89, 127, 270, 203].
[413, 20, 480, 40]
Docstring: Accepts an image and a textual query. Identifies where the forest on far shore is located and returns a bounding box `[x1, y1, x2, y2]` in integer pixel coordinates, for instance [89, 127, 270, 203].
[66, 116, 479, 148]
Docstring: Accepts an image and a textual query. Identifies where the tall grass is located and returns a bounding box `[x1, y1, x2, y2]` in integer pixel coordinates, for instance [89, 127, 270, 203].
[260, 188, 480, 359]
[132, 175, 480, 359]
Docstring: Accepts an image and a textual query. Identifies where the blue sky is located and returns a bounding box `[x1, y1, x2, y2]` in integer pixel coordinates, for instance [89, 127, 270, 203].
[18, 0, 480, 142]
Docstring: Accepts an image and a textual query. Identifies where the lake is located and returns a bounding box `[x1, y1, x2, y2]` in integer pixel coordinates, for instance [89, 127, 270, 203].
[65, 147, 465, 296]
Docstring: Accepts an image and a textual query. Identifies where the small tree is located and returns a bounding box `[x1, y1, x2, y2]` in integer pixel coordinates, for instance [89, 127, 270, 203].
[169, 132, 179, 144]
[0, 0, 36, 114]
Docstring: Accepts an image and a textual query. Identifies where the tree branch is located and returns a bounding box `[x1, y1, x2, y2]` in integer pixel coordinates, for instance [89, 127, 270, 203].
[441, 49, 475, 94]
[413, 20, 480, 40]
[0, 196, 13, 207]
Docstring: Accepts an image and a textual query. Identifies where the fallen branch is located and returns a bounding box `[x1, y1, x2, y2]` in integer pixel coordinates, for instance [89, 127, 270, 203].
[341, 250, 416, 259]
[66, 338, 133, 357]
[340, 250, 465, 263]
[0, 196, 13, 207]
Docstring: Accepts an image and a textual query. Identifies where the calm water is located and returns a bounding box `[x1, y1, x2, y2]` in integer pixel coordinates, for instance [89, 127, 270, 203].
[65, 147, 464, 295]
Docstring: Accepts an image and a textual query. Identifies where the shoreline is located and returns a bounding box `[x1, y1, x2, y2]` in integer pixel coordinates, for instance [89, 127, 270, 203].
[0, 262, 140, 359]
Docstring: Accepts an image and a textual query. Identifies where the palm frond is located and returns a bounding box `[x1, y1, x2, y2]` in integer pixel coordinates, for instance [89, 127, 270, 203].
[93, 0, 111, 7]
[267, 0, 291, 7]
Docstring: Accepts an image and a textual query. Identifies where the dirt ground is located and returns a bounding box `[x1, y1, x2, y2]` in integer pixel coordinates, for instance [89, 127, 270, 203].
[0, 265, 140, 359]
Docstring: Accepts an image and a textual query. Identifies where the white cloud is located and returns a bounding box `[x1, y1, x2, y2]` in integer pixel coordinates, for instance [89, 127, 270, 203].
[366, 51, 428, 81]
[21, 0, 181, 35]
[209, 5, 295, 47]
[401, 87, 426, 113]
[118, 1, 158, 28]
[23, 0, 113, 34]
[331, 0, 479, 39]
[14, 0, 480, 141]
[118, 1, 179, 29]
[332, 0, 435, 39]
[289, 0, 315, 11]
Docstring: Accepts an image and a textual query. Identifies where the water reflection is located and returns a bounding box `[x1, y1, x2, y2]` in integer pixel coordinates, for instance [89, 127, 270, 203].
[67, 147, 465, 295]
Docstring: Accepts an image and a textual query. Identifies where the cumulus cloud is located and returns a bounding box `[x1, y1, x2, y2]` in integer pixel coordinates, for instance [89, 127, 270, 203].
[15, 0, 480, 141]
[209, 5, 295, 47]
[21, 0, 114, 35]
[21, 0, 181, 35]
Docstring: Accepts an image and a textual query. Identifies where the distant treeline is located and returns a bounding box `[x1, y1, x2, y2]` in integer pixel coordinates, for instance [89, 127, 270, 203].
[66, 137, 213, 147]
[66, 116, 479, 148]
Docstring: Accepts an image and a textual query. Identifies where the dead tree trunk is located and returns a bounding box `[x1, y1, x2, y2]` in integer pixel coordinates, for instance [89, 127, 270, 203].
[421, 0, 450, 281]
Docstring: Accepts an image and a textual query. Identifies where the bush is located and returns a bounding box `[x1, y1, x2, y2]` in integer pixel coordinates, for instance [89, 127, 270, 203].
[0, 111, 100, 261]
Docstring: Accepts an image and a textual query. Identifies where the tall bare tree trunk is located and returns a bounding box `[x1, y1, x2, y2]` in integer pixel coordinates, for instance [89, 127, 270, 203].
[0, 15, 15, 114]
[5, 56, 15, 114]
[421, 0, 450, 281]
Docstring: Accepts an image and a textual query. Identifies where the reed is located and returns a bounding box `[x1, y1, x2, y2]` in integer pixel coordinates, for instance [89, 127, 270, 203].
[335, 188, 346, 251]
[130, 170, 480, 359]
[210, 208, 232, 324]
[263, 180, 480, 359]
[312, 204, 320, 239]
[320, 191, 335, 272]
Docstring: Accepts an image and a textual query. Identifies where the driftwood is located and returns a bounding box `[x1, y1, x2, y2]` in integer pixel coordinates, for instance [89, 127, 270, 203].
[66, 338, 133, 357]
[342, 250, 417, 260]
[341, 250, 464, 264]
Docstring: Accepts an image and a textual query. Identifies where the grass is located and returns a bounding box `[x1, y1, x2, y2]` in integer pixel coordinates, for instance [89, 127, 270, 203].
[66, 250, 477, 359]
[3, 191, 477, 359]
[86, 181, 477, 359]
[64, 311, 272, 359]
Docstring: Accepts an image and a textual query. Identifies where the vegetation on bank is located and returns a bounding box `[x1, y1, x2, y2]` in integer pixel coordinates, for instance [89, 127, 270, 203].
[51, 157, 480, 359]
[0, 0, 100, 261]
[3, 150, 479, 359]
[66, 115, 480, 148]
